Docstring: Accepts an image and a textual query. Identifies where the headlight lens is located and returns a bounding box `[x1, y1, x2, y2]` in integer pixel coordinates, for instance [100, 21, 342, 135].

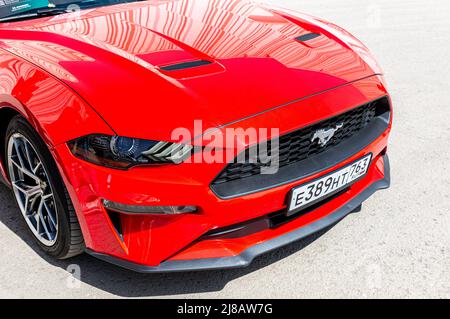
[68, 135, 193, 169]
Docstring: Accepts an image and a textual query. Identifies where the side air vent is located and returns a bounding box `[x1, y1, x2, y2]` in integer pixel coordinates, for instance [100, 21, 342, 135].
[159, 60, 213, 72]
[106, 210, 124, 242]
[295, 33, 321, 42]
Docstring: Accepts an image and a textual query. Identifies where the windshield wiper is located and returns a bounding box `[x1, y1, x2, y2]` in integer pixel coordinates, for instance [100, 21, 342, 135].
[0, 7, 69, 23]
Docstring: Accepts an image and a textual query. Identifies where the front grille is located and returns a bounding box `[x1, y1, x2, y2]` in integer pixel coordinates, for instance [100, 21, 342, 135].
[213, 97, 390, 186]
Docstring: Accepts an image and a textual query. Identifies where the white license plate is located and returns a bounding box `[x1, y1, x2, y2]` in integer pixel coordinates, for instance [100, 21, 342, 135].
[288, 154, 372, 215]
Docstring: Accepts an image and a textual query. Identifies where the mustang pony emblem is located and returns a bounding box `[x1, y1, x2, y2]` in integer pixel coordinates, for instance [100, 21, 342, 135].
[311, 123, 344, 147]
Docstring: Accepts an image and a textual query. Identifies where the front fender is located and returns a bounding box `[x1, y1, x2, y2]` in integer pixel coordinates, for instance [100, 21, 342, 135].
[0, 47, 115, 245]
[0, 47, 114, 147]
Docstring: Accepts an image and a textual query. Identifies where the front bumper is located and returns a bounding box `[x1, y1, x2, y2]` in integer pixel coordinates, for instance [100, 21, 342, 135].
[87, 155, 390, 273]
[52, 75, 392, 271]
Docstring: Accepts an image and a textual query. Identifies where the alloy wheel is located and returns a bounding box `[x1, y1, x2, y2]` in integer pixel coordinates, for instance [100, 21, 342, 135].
[7, 133, 58, 247]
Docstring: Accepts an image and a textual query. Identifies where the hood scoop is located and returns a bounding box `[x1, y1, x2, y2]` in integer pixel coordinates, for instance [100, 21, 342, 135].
[158, 59, 224, 79]
[295, 33, 321, 42]
[159, 60, 212, 72]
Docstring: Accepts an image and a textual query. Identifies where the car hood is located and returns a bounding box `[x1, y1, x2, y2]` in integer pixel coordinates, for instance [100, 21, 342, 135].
[0, 0, 378, 141]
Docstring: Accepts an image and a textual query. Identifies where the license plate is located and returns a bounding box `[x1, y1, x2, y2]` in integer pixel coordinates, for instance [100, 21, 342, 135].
[288, 154, 372, 216]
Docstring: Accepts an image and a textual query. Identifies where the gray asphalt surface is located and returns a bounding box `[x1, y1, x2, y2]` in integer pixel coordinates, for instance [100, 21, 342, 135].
[0, 0, 449, 298]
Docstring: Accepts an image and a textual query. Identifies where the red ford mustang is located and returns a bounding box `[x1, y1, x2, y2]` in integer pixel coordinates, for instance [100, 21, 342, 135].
[0, 0, 392, 272]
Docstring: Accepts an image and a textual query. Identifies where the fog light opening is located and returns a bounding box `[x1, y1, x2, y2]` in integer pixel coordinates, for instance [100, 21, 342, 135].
[106, 210, 124, 242]
[102, 200, 198, 215]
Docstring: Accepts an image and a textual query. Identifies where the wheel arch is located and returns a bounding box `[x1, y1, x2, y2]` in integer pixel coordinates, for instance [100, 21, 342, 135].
[0, 96, 58, 183]
[0, 102, 90, 252]
[0, 104, 29, 185]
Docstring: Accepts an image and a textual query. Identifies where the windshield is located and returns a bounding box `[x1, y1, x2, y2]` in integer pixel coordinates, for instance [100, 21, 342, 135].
[0, 0, 139, 21]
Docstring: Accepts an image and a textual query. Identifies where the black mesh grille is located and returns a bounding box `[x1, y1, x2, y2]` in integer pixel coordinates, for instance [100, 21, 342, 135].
[213, 98, 390, 186]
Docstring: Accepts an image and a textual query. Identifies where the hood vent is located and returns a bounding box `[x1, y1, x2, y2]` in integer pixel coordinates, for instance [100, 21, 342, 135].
[159, 60, 212, 72]
[295, 33, 321, 42]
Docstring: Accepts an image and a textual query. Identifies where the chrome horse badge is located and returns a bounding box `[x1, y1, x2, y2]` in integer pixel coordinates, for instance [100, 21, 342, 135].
[311, 123, 344, 147]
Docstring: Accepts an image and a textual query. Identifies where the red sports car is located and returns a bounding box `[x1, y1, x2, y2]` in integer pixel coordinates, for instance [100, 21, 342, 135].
[0, 0, 392, 272]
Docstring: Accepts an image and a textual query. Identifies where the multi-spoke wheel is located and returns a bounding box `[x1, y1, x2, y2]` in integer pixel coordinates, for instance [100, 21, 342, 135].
[5, 116, 84, 258]
[8, 133, 58, 246]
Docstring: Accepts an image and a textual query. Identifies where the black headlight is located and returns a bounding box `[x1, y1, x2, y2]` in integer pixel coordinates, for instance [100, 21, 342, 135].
[68, 135, 193, 169]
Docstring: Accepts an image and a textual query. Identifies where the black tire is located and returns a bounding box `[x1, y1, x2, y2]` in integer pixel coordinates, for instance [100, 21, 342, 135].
[5, 115, 85, 259]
